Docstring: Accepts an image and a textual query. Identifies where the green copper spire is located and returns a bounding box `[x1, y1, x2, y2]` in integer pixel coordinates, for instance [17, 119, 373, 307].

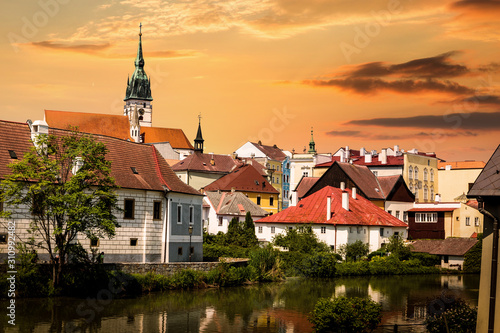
[308, 127, 317, 154]
[194, 114, 204, 153]
[124, 23, 152, 101]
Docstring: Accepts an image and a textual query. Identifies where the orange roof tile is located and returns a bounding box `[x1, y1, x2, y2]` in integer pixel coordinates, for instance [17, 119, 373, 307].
[142, 127, 193, 149]
[203, 164, 279, 194]
[172, 152, 238, 173]
[257, 186, 407, 227]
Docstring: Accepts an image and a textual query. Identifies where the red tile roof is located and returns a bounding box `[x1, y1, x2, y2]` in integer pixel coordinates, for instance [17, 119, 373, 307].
[295, 177, 320, 199]
[336, 162, 385, 199]
[466, 199, 479, 210]
[0, 120, 200, 196]
[240, 159, 268, 177]
[205, 191, 269, 217]
[438, 161, 485, 170]
[250, 142, 287, 162]
[44, 110, 193, 149]
[256, 186, 407, 227]
[171, 152, 238, 173]
[203, 164, 279, 194]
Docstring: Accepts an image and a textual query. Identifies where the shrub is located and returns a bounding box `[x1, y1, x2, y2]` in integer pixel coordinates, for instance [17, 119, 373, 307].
[249, 246, 283, 281]
[464, 234, 482, 273]
[425, 298, 477, 333]
[335, 261, 370, 276]
[310, 296, 382, 333]
[410, 252, 441, 267]
[298, 252, 338, 278]
[338, 241, 369, 262]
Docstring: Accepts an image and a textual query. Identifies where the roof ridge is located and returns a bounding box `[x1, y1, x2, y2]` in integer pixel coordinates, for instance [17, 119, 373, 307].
[216, 192, 226, 213]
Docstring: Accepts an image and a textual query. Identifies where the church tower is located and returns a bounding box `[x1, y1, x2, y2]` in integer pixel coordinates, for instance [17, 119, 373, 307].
[308, 127, 317, 154]
[124, 23, 153, 142]
[194, 114, 204, 153]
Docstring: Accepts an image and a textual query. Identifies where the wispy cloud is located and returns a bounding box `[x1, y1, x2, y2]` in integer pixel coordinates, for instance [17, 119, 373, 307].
[325, 128, 478, 140]
[346, 111, 500, 130]
[31, 41, 112, 54]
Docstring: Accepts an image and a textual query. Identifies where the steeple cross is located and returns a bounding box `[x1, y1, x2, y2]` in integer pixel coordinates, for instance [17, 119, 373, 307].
[198, 113, 202, 123]
[139, 22, 142, 36]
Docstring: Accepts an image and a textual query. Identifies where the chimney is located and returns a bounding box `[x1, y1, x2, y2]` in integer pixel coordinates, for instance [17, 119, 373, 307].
[345, 146, 350, 160]
[379, 149, 387, 164]
[435, 193, 441, 203]
[231, 187, 235, 193]
[30, 120, 49, 150]
[326, 196, 332, 220]
[360, 147, 365, 157]
[340, 152, 345, 163]
[340, 182, 345, 190]
[365, 153, 372, 163]
[342, 191, 349, 211]
[210, 154, 215, 165]
[352, 187, 357, 199]
[394, 145, 399, 156]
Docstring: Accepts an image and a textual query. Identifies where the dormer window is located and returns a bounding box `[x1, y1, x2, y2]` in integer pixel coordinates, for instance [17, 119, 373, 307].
[8, 150, 17, 159]
[131, 167, 138, 174]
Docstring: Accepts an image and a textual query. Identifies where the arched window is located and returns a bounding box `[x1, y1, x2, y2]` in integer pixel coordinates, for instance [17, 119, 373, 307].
[409, 166, 413, 180]
[414, 167, 419, 180]
[430, 169, 434, 182]
[409, 184, 413, 193]
[424, 185, 428, 201]
[424, 168, 428, 181]
[430, 186, 435, 201]
[415, 188, 419, 200]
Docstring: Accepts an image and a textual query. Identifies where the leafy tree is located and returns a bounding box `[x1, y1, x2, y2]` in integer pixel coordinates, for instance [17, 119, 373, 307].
[226, 217, 242, 246]
[0, 129, 120, 288]
[338, 240, 369, 262]
[310, 296, 382, 333]
[385, 234, 411, 260]
[241, 212, 258, 247]
[464, 233, 482, 273]
[425, 298, 477, 333]
[273, 225, 329, 253]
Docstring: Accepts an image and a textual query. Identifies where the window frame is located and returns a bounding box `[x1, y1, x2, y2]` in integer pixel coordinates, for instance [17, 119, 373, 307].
[270, 196, 274, 206]
[189, 206, 194, 225]
[271, 226, 275, 234]
[153, 201, 162, 220]
[465, 217, 471, 226]
[321, 226, 326, 234]
[256, 196, 261, 206]
[177, 204, 182, 224]
[124, 199, 135, 219]
[475, 217, 480, 227]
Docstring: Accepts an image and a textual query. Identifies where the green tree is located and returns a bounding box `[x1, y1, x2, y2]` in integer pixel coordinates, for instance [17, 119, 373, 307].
[464, 233, 482, 273]
[0, 129, 120, 288]
[241, 212, 258, 247]
[338, 241, 369, 262]
[310, 296, 382, 333]
[273, 225, 329, 253]
[225, 217, 242, 246]
[385, 234, 411, 260]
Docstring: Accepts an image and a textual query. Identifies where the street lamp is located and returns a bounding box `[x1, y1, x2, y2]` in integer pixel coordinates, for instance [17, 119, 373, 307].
[188, 225, 193, 262]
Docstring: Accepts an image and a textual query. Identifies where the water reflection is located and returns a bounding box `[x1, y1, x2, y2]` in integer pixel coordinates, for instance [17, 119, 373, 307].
[2, 274, 479, 333]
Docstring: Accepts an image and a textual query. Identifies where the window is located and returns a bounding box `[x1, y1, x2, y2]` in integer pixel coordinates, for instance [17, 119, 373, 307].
[124, 199, 135, 219]
[218, 217, 223, 226]
[177, 205, 182, 224]
[357, 227, 362, 234]
[153, 201, 161, 220]
[403, 211, 408, 222]
[465, 217, 471, 226]
[8, 150, 17, 159]
[415, 212, 438, 223]
[373, 171, 378, 177]
[258, 226, 263, 233]
[270, 197, 274, 206]
[475, 217, 480, 226]
[321, 226, 326, 234]
[350, 227, 353, 233]
[271, 226, 275, 234]
[388, 210, 392, 215]
[409, 166, 413, 180]
[190, 246, 194, 255]
[430, 187, 434, 202]
[178, 247, 183, 255]
[424, 185, 428, 201]
[189, 206, 194, 224]
[430, 169, 434, 182]
[394, 232, 399, 237]
[0, 233, 7, 244]
[414, 167, 419, 180]
[380, 228, 384, 237]
[415, 189, 419, 200]
[444, 255, 449, 264]
[396, 211, 400, 219]
[303, 171, 309, 177]
[424, 168, 428, 181]
[256, 197, 261, 205]
[130, 238, 138, 246]
[90, 238, 99, 247]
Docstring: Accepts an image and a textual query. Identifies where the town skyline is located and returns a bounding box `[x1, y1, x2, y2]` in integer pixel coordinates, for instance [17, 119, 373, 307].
[1, 1, 500, 162]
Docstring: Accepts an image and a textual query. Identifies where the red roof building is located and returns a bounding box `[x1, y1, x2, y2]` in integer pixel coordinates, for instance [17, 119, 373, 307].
[255, 186, 407, 252]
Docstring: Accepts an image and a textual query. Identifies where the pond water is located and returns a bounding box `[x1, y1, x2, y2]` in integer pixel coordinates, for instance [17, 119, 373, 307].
[1, 274, 480, 333]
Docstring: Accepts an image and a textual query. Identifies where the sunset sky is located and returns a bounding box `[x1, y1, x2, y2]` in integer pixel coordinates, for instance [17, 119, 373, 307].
[1, 0, 500, 161]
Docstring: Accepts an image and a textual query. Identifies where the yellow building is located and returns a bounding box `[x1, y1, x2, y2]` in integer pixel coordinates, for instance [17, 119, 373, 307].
[403, 152, 439, 203]
[437, 160, 485, 202]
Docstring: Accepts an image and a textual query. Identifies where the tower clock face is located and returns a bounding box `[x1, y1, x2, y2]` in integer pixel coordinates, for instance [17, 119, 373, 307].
[138, 108, 145, 115]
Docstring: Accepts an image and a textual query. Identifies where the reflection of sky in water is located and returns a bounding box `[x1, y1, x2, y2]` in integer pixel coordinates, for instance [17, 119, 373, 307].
[1, 274, 479, 333]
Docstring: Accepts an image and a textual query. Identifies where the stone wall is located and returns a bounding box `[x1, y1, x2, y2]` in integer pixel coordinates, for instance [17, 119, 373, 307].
[0, 259, 249, 276]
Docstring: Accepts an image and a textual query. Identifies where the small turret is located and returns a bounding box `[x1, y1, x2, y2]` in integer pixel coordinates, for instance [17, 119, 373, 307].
[308, 127, 317, 154]
[194, 114, 204, 153]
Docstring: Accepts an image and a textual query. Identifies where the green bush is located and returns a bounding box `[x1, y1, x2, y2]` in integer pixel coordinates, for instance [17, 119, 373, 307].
[310, 296, 382, 333]
[335, 261, 370, 276]
[203, 244, 252, 258]
[425, 298, 477, 333]
[249, 246, 283, 281]
[338, 240, 369, 262]
[410, 252, 441, 267]
[464, 234, 482, 273]
[298, 252, 338, 278]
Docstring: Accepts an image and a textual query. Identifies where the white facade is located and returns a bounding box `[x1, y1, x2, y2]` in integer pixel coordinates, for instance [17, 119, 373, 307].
[234, 141, 267, 159]
[255, 222, 407, 253]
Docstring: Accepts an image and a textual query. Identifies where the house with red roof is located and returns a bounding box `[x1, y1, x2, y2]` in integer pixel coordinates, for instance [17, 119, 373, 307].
[204, 191, 269, 235]
[0, 120, 204, 263]
[203, 164, 280, 214]
[255, 186, 408, 252]
[299, 161, 415, 223]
